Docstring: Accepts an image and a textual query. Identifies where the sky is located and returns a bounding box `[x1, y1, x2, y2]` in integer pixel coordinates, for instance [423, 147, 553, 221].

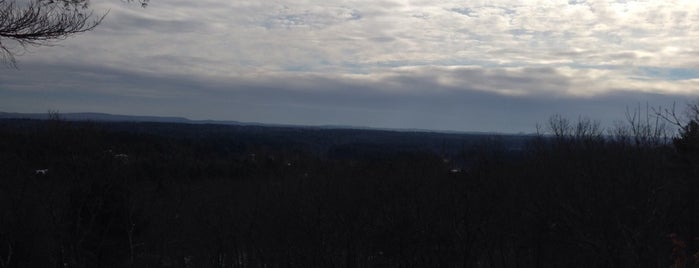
[1, 0, 699, 133]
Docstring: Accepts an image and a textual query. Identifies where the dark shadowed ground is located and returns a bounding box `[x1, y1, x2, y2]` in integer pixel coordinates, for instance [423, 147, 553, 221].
[0, 117, 697, 267]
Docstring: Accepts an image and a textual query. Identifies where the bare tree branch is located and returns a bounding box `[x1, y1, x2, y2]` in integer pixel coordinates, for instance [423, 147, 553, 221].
[652, 102, 684, 130]
[0, 0, 147, 67]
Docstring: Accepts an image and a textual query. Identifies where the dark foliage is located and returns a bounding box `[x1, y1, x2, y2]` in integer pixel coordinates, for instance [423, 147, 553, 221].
[0, 116, 697, 267]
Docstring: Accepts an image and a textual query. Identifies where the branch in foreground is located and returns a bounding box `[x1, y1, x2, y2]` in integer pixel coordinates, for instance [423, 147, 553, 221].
[0, 0, 105, 67]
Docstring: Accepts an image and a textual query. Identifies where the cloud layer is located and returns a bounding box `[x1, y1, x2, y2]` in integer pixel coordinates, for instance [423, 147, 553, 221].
[2, 0, 698, 132]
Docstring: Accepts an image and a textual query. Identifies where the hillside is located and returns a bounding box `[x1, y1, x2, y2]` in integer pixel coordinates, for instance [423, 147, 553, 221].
[0, 117, 696, 267]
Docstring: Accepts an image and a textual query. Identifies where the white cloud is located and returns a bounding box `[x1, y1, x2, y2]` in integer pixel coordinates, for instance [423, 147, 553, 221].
[25, 0, 698, 80]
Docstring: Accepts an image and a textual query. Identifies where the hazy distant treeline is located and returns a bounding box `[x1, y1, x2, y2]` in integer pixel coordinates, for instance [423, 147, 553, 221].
[0, 113, 698, 267]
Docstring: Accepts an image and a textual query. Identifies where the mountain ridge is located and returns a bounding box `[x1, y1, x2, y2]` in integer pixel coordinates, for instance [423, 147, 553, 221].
[0, 111, 517, 135]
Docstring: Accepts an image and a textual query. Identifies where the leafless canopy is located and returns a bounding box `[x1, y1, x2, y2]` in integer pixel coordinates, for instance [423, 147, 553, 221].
[0, 0, 106, 66]
[0, 0, 147, 67]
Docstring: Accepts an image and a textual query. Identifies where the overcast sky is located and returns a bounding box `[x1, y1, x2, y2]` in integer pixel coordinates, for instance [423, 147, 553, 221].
[1, 0, 698, 133]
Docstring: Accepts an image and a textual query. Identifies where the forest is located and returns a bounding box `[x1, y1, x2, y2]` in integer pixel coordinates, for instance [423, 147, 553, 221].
[1, 107, 699, 268]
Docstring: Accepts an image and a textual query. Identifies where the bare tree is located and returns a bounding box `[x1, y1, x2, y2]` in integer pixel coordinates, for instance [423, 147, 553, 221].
[610, 104, 669, 146]
[0, 0, 147, 67]
[545, 114, 603, 142]
[654, 100, 699, 137]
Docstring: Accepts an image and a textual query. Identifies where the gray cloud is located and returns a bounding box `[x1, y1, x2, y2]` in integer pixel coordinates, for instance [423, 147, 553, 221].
[1, 61, 694, 133]
[262, 6, 362, 29]
[2, 0, 698, 133]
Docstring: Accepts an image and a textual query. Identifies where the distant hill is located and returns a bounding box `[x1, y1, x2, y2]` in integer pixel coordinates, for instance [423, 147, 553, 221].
[0, 111, 344, 129]
[0, 112, 194, 124]
[0, 111, 517, 136]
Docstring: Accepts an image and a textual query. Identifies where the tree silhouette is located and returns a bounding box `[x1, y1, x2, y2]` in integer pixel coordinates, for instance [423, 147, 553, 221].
[674, 120, 699, 155]
[0, 0, 147, 67]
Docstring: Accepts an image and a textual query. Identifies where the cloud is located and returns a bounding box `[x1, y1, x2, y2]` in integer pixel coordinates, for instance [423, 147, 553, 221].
[261, 6, 362, 29]
[2, 61, 696, 132]
[26, 0, 697, 79]
[3, 0, 699, 132]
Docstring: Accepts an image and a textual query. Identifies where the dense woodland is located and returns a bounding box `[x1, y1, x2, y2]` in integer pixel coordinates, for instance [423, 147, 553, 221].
[1, 109, 699, 268]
